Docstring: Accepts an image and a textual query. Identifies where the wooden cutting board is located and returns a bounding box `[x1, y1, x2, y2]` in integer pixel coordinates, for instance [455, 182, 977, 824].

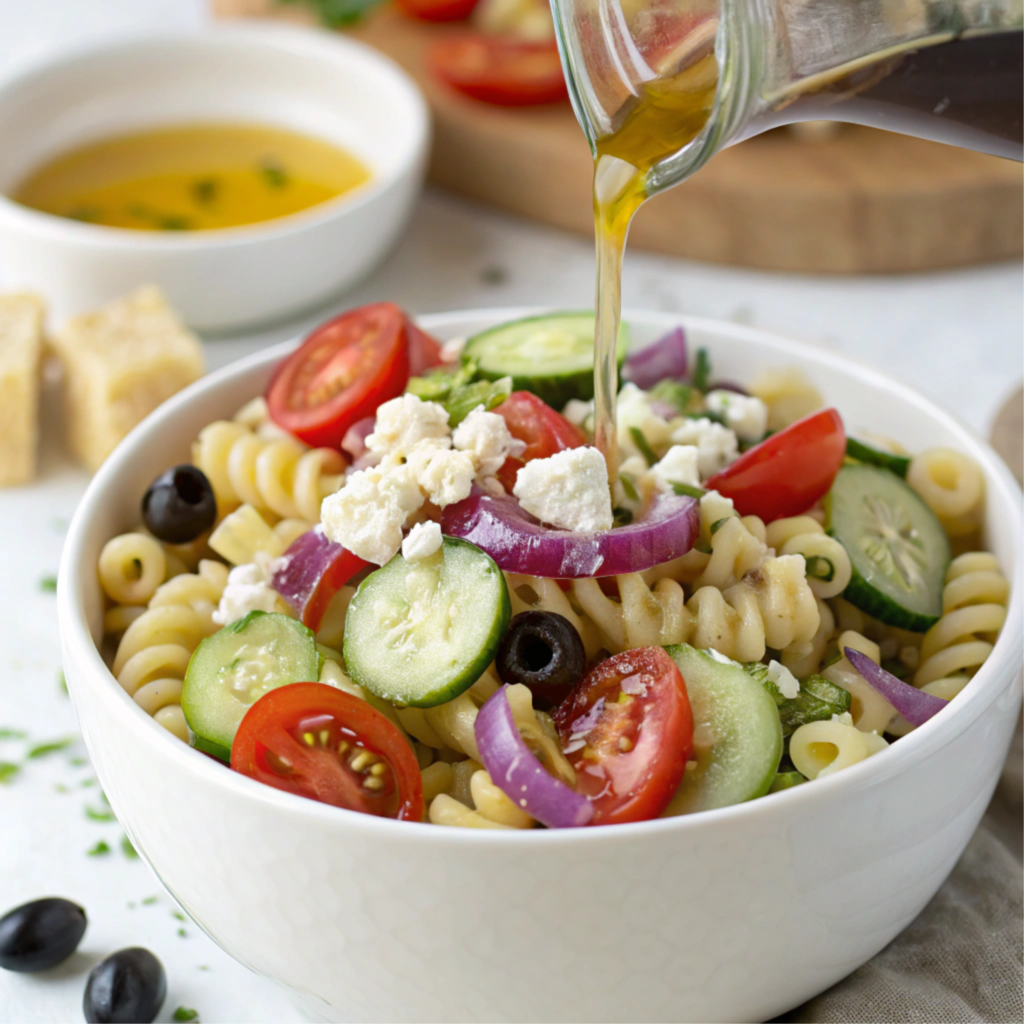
[214, 0, 1024, 274]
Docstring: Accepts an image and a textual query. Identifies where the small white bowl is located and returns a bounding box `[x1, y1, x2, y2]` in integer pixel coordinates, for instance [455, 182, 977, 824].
[59, 310, 1023, 1023]
[0, 25, 429, 332]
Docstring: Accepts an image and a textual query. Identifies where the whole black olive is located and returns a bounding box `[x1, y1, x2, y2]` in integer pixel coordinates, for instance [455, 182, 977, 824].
[0, 897, 87, 972]
[142, 465, 217, 544]
[83, 947, 166, 1024]
[496, 611, 587, 708]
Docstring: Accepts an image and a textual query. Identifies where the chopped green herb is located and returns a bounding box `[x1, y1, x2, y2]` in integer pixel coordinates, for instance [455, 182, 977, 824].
[693, 539, 712, 554]
[618, 473, 639, 502]
[87, 840, 111, 857]
[142, 895, 159, 906]
[650, 379, 702, 416]
[54, 783, 69, 794]
[710, 517, 732, 535]
[278, 0, 384, 27]
[172, 910, 186, 922]
[39, 576, 57, 593]
[121, 835, 139, 860]
[0, 762, 19, 784]
[86, 805, 117, 823]
[67, 206, 101, 223]
[58, 671, 68, 696]
[821, 649, 843, 670]
[80, 778, 96, 788]
[628, 427, 658, 467]
[101, 790, 110, 804]
[158, 215, 192, 231]
[406, 360, 477, 403]
[173, 1009, 199, 1023]
[612, 507, 634, 528]
[259, 158, 288, 189]
[670, 482, 707, 500]
[191, 177, 219, 205]
[0, 728, 26, 740]
[745, 665, 852, 737]
[177, 928, 187, 938]
[446, 377, 513, 427]
[198, 965, 210, 971]
[691, 347, 711, 393]
[480, 266, 508, 286]
[805, 556, 835, 582]
[27, 738, 74, 759]
[72, 758, 89, 769]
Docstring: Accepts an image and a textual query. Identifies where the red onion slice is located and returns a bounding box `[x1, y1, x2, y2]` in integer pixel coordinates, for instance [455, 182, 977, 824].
[441, 486, 700, 578]
[844, 648, 949, 728]
[271, 530, 369, 631]
[707, 380, 750, 396]
[622, 326, 688, 389]
[341, 417, 376, 461]
[474, 686, 593, 828]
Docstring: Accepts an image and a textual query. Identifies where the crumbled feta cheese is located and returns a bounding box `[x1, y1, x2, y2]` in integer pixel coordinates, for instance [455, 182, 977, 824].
[767, 659, 800, 700]
[212, 552, 284, 626]
[704, 390, 769, 442]
[650, 445, 701, 490]
[513, 446, 613, 532]
[402, 520, 443, 562]
[617, 383, 672, 457]
[669, 417, 739, 478]
[452, 405, 524, 477]
[706, 648, 738, 666]
[562, 398, 593, 428]
[408, 444, 476, 507]
[366, 394, 450, 458]
[321, 463, 424, 565]
[440, 336, 466, 363]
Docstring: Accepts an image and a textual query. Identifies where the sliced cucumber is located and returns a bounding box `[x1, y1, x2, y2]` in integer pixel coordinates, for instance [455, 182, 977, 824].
[463, 312, 629, 408]
[826, 464, 949, 631]
[845, 437, 910, 477]
[662, 645, 783, 815]
[343, 538, 510, 708]
[182, 611, 320, 761]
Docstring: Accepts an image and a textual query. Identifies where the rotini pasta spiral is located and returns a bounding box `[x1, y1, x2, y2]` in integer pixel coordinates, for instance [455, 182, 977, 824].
[914, 552, 1008, 687]
[789, 714, 888, 780]
[907, 448, 985, 537]
[98, 533, 167, 605]
[192, 419, 345, 523]
[111, 559, 229, 741]
[749, 368, 824, 431]
[766, 516, 853, 599]
[822, 631, 896, 733]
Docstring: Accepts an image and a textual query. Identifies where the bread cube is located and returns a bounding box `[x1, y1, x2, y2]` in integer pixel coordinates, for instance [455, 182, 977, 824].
[0, 293, 45, 486]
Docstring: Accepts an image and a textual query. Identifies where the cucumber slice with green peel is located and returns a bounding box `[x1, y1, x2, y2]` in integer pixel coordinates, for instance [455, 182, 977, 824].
[845, 437, 911, 477]
[182, 611, 320, 761]
[343, 538, 510, 708]
[662, 645, 783, 815]
[463, 312, 629, 408]
[826, 464, 949, 631]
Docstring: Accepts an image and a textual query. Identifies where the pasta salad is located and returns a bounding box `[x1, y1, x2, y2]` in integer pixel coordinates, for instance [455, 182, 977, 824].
[96, 304, 1010, 828]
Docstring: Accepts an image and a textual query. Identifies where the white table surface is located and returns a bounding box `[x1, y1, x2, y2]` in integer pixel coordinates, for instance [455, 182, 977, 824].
[1, 3, 1022, 1023]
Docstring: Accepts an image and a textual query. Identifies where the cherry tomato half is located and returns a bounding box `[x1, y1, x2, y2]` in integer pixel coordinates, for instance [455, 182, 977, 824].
[407, 321, 445, 376]
[232, 683, 423, 821]
[553, 648, 693, 825]
[266, 303, 411, 449]
[396, 0, 479, 21]
[705, 408, 845, 522]
[428, 36, 568, 106]
[493, 391, 587, 492]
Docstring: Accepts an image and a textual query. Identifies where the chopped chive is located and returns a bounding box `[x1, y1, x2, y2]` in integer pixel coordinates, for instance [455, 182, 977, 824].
[142, 895, 159, 906]
[259, 158, 288, 189]
[0, 762, 19, 784]
[27, 738, 74, 759]
[87, 840, 111, 857]
[671, 482, 707, 499]
[86, 805, 116, 823]
[805, 556, 835, 582]
[71, 757, 89, 768]
[691, 347, 711, 392]
[0, 728, 26, 740]
[171, 910, 186, 922]
[821, 649, 842, 670]
[54, 784, 69, 794]
[191, 177, 219, 205]
[39, 576, 57, 593]
[693, 539, 712, 554]
[177, 928, 187, 938]
[173, 1009, 199, 1023]
[619, 474, 639, 502]
[80, 778, 96, 788]
[612, 507, 634, 528]
[710, 517, 731, 535]
[58, 671, 68, 696]
[121, 835, 139, 860]
[628, 427, 658, 467]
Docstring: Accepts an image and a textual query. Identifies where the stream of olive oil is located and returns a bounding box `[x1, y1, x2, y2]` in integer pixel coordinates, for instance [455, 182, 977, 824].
[590, 51, 718, 480]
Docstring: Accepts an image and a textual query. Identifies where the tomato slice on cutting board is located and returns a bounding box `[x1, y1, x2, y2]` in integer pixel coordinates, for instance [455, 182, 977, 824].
[429, 35, 568, 106]
[705, 408, 846, 523]
[553, 648, 693, 825]
[232, 683, 424, 821]
[493, 391, 587, 492]
[266, 303, 411, 449]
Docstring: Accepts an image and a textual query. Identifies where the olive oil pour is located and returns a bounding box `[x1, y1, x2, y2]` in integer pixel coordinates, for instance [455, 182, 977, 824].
[590, 49, 718, 480]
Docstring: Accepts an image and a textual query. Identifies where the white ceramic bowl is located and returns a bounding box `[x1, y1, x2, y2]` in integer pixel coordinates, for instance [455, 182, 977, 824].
[59, 310, 1023, 1023]
[0, 25, 429, 332]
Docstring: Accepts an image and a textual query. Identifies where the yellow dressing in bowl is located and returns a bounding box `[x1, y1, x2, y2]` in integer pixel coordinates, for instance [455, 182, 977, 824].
[11, 123, 372, 231]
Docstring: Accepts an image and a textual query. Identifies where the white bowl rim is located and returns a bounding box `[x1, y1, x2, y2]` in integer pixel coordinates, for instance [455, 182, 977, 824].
[59, 307, 1024, 847]
[0, 22, 430, 249]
